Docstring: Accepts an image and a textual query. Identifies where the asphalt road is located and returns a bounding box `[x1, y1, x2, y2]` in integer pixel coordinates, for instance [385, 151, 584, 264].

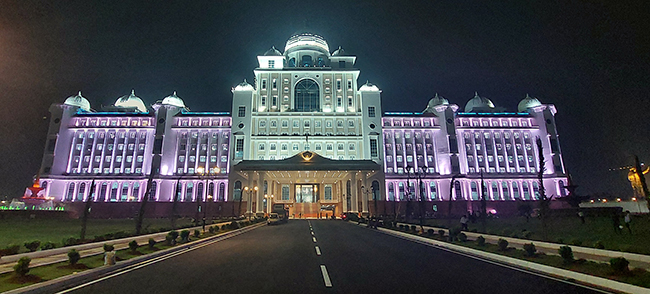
[60, 220, 605, 294]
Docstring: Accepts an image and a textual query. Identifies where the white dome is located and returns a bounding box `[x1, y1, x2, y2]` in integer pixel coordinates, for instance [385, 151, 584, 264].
[115, 90, 147, 112]
[233, 79, 254, 92]
[64, 91, 91, 111]
[284, 32, 330, 54]
[359, 81, 380, 92]
[162, 91, 185, 108]
[464, 92, 495, 112]
[517, 94, 542, 112]
[423, 93, 449, 113]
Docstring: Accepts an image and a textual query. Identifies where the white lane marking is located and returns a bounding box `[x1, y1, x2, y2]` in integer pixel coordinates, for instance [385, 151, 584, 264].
[313, 237, 317, 243]
[311, 231, 315, 236]
[315, 246, 321, 256]
[56, 227, 256, 294]
[320, 265, 333, 287]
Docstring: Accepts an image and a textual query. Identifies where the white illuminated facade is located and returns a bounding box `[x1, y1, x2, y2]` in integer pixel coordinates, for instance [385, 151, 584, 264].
[36, 33, 567, 217]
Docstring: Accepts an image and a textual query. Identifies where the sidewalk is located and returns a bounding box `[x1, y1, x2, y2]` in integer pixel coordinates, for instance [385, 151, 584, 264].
[392, 222, 650, 270]
[0, 220, 236, 275]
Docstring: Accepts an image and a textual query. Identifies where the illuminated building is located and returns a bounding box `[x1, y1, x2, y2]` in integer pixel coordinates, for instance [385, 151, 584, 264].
[36, 33, 567, 217]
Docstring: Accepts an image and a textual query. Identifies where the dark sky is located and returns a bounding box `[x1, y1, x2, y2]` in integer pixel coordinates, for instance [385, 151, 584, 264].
[1, 0, 649, 199]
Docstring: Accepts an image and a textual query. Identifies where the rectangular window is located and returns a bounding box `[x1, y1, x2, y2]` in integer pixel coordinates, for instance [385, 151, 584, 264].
[235, 138, 244, 158]
[268, 60, 275, 68]
[282, 185, 290, 200]
[261, 96, 266, 106]
[262, 79, 267, 89]
[270, 143, 276, 150]
[336, 80, 341, 90]
[238, 106, 246, 117]
[337, 97, 342, 107]
[368, 106, 376, 117]
[324, 185, 332, 201]
[347, 80, 352, 90]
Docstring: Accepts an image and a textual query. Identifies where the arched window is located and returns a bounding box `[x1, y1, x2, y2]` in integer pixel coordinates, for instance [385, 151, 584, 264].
[66, 183, 75, 201]
[429, 182, 437, 200]
[502, 182, 510, 200]
[77, 183, 86, 201]
[110, 183, 118, 202]
[388, 183, 395, 201]
[197, 182, 204, 202]
[185, 182, 194, 202]
[301, 55, 312, 67]
[523, 182, 530, 200]
[454, 181, 462, 200]
[149, 181, 157, 201]
[121, 183, 129, 202]
[558, 180, 566, 196]
[208, 182, 215, 201]
[219, 182, 225, 201]
[398, 182, 404, 200]
[512, 182, 520, 199]
[492, 182, 499, 200]
[294, 79, 320, 112]
[532, 182, 540, 200]
[99, 183, 107, 201]
[288, 58, 296, 67]
[471, 182, 478, 200]
[234, 181, 242, 201]
[372, 180, 380, 201]
[133, 183, 140, 201]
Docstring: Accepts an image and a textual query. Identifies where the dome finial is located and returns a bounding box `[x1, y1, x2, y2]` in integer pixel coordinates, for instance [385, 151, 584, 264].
[173, 91, 177, 96]
[131, 89, 135, 96]
[474, 91, 479, 97]
[434, 93, 439, 98]
[78, 91, 82, 96]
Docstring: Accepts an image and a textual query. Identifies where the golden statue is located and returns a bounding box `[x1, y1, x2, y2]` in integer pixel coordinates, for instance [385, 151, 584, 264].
[628, 164, 650, 198]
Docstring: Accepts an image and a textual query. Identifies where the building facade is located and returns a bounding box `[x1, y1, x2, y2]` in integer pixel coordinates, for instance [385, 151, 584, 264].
[36, 33, 567, 217]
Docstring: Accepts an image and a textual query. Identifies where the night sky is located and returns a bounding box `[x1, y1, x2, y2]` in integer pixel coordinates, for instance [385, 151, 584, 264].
[1, 0, 648, 199]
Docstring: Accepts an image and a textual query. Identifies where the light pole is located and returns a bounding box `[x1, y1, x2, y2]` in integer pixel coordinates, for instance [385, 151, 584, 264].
[361, 185, 373, 216]
[265, 194, 274, 215]
[197, 166, 219, 231]
[243, 186, 258, 221]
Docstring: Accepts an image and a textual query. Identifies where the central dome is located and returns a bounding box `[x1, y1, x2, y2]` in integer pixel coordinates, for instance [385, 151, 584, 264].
[115, 90, 147, 112]
[464, 92, 495, 112]
[284, 32, 330, 54]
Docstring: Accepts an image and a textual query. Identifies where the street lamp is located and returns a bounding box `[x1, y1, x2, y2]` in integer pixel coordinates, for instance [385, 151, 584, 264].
[197, 166, 218, 231]
[361, 185, 373, 216]
[265, 194, 274, 215]
[243, 186, 258, 220]
[204, 195, 213, 232]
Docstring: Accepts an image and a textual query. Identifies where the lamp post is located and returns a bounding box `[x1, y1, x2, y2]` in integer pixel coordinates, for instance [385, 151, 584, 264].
[361, 185, 373, 216]
[243, 186, 258, 221]
[197, 166, 219, 231]
[265, 194, 274, 215]
[204, 195, 212, 232]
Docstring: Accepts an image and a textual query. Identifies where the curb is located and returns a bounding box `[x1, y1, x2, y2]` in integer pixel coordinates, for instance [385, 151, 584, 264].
[3, 222, 265, 294]
[377, 227, 650, 294]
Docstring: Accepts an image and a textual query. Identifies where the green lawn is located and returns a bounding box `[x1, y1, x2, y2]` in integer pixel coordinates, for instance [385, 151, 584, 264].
[0, 218, 201, 251]
[423, 214, 650, 254]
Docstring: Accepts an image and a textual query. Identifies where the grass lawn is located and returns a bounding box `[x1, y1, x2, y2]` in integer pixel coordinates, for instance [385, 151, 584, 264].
[423, 214, 650, 254]
[0, 218, 203, 252]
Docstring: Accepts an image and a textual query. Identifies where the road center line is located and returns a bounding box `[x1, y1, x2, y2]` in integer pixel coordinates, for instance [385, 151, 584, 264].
[313, 237, 317, 243]
[315, 246, 321, 256]
[320, 265, 333, 287]
[311, 231, 315, 236]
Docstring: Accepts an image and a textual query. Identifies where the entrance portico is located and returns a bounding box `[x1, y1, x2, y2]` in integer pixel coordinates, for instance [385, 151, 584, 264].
[230, 151, 382, 218]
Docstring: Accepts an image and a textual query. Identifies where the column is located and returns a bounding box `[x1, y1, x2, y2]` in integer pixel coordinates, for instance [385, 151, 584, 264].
[361, 173, 369, 215]
[341, 179, 347, 212]
[246, 177, 254, 215]
[350, 172, 358, 212]
[257, 172, 265, 214]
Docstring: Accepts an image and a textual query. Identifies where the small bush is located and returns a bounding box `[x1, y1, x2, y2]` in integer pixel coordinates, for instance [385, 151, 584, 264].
[128, 240, 138, 252]
[93, 235, 106, 242]
[148, 238, 156, 250]
[103, 244, 114, 252]
[410, 225, 417, 232]
[427, 229, 434, 236]
[570, 239, 583, 246]
[399, 224, 405, 230]
[180, 230, 190, 242]
[497, 238, 509, 251]
[13, 257, 31, 276]
[457, 233, 467, 242]
[594, 240, 605, 249]
[193, 229, 200, 238]
[221, 225, 228, 231]
[476, 236, 486, 246]
[523, 243, 537, 257]
[523, 231, 534, 239]
[559, 246, 574, 264]
[113, 231, 129, 239]
[40, 241, 56, 251]
[449, 227, 462, 240]
[168, 231, 179, 242]
[24, 240, 41, 252]
[1, 244, 21, 256]
[208, 226, 215, 234]
[165, 235, 174, 246]
[68, 249, 81, 265]
[610, 257, 630, 275]
[556, 238, 564, 244]
[62, 237, 80, 247]
[438, 230, 445, 237]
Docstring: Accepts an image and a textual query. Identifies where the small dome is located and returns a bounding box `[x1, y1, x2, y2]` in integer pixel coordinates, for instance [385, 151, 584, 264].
[332, 46, 346, 56]
[64, 91, 91, 111]
[162, 91, 185, 108]
[233, 79, 254, 92]
[359, 81, 380, 92]
[517, 94, 542, 112]
[284, 32, 329, 54]
[264, 46, 283, 56]
[423, 93, 449, 113]
[464, 92, 495, 112]
[115, 90, 147, 112]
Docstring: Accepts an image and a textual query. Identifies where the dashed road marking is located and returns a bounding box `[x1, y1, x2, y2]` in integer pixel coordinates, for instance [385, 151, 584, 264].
[315, 246, 321, 256]
[313, 237, 317, 243]
[320, 265, 333, 288]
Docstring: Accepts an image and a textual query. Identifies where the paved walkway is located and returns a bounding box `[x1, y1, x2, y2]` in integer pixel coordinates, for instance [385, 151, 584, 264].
[0, 221, 235, 275]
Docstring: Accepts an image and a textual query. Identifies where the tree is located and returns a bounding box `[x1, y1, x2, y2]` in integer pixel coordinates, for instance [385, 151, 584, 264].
[447, 174, 459, 228]
[80, 180, 96, 240]
[536, 137, 553, 240]
[136, 170, 157, 235]
[634, 155, 650, 210]
[480, 171, 487, 233]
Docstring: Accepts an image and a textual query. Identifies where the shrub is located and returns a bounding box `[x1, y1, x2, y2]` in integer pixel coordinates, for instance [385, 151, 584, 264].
[62, 237, 80, 247]
[476, 236, 486, 246]
[427, 229, 434, 236]
[93, 235, 106, 242]
[128, 240, 138, 252]
[13, 257, 31, 276]
[1, 244, 21, 256]
[40, 241, 56, 251]
[113, 231, 129, 239]
[610, 257, 630, 275]
[180, 230, 190, 242]
[193, 229, 200, 238]
[523, 243, 537, 257]
[168, 231, 179, 242]
[449, 227, 462, 240]
[208, 226, 215, 234]
[497, 238, 509, 251]
[24, 240, 41, 252]
[399, 224, 405, 230]
[221, 225, 228, 231]
[410, 225, 417, 232]
[103, 244, 114, 252]
[457, 233, 467, 242]
[523, 231, 534, 239]
[438, 230, 445, 238]
[570, 239, 583, 246]
[148, 238, 156, 250]
[68, 249, 81, 265]
[559, 246, 574, 264]
[556, 238, 565, 244]
[594, 240, 605, 249]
